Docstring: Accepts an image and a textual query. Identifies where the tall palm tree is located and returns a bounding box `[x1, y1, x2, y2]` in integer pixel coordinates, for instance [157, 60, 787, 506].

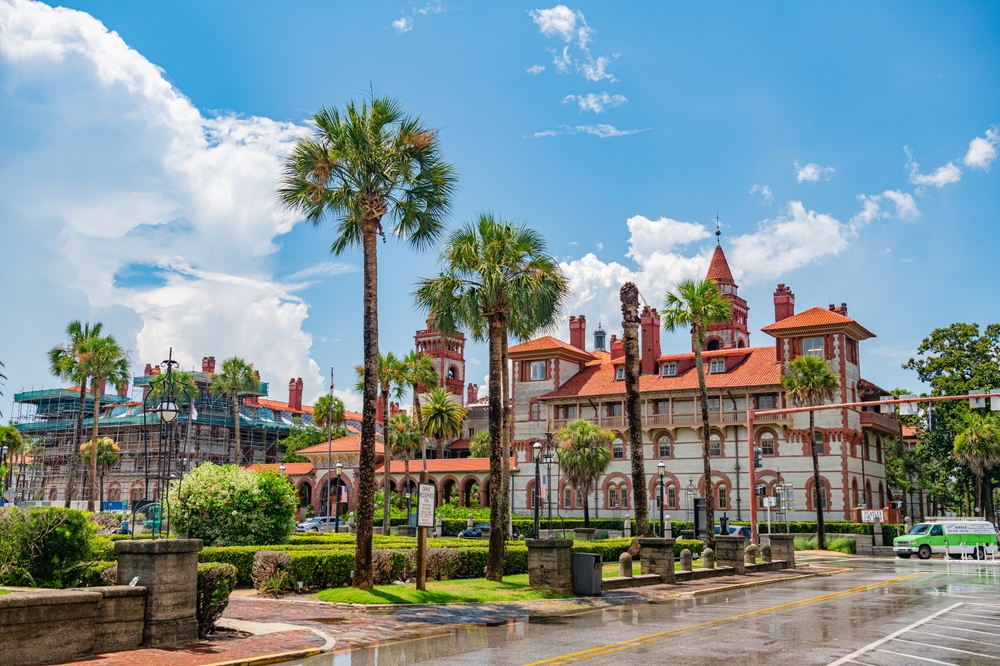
[421, 387, 467, 460]
[555, 420, 613, 528]
[279, 95, 456, 590]
[781, 354, 839, 550]
[78, 334, 130, 511]
[953, 412, 1000, 518]
[620, 281, 649, 536]
[415, 214, 568, 580]
[209, 357, 260, 466]
[386, 412, 422, 513]
[662, 279, 731, 549]
[469, 430, 490, 458]
[149, 371, 200, 466]
[81, 437, 121, 510]
[355, 352, 408, 530]
[0, 424, 25, 497]
[312, 394, 346, 430]
[401, 350, 438, 474]
[47, 321, 104, 507]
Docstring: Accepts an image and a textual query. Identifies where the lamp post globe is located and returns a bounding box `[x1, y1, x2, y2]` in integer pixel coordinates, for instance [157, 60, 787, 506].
[157, 401, 179, 423]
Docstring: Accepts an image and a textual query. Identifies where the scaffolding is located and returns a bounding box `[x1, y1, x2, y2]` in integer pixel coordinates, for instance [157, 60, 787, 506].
[11, 371, 293, 508]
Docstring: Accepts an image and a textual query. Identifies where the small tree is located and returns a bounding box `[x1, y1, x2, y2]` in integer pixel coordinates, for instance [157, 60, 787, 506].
[80, 437, 120, 509]
[78, 334, 129, 511]
[401, 350, 438, 472]
[469, 430, 490, 458]
[555, 420, 613, 527]
[421, 388, 466, 459]
[953, 412, 1000, 517]
[386, 412, 421, 508]
[209, 358, 260, 466]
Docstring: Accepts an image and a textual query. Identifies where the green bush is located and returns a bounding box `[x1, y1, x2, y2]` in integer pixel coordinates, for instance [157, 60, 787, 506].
[80, 561, 117, 587]
[0, 507, 96, 588]
[197, 562, 238, 637]
[793, 536, 856, 554]
[762, 521, 873, 535]
[675, 539, 704, 558]
[167, 462, 299, 547]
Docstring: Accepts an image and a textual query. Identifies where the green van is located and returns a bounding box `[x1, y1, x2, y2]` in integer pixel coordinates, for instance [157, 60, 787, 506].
[893, 520, 999, 560]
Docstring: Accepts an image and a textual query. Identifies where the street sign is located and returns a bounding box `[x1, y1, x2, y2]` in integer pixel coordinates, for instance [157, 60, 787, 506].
[417, 483, 436, 528]
[764, 496, 776, 508]
[861, 509, 885, 523]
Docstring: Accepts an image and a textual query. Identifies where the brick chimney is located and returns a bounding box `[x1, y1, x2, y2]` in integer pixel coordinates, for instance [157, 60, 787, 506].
[204, 356, 216, 374]
[829, 302, 848, 316]
[288, 378, 304, 411]
[569, 315, 587, 351]
[144, 363, 154, 376]
[773, 284, 795, 322]
[376, 399, 384, 424]
[389, 401, 400, 418]
[118, 382, 129, 397]
[467, 383, 479, 404]
[640, 306, 661, 375]
[610, 334, 624, 360]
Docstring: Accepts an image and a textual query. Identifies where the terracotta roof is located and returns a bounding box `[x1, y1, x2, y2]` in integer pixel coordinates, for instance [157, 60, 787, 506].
[508, 336, 594, 361]
[245, 462, 314, 475]
[258, 398, 313, 416]
[540, 346, 782, 399]
[449, 438, 471, 449]
[375, 457, 518, 474]
[296, 434, 384, 455]
[901, 425, 919, 438]
[467, 397, 490, 407]
[761, 306, 875, 340]
[706, 245, 735, 283]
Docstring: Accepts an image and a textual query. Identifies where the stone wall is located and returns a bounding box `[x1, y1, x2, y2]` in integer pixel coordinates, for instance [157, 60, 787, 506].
[638, 537, 676, 584]
[526, 539, 573, 594]
[713, 536, 745, 575]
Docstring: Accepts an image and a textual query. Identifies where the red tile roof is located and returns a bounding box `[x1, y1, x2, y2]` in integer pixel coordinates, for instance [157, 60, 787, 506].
[245, 462, 314, 475]
[706, 245, 735, 283]
[375, 457, 518, 474]
[761, 306, 875, 339]
[541, 346, 782, 399]
[296, 434, 384, 455]
[258, 398, 313, 415]
[508, 336, 594, 361]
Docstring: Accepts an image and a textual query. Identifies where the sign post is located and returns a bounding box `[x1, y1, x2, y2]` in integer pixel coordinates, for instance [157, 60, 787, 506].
[416, 482, 436, 591]
[764, 495, 776, 537]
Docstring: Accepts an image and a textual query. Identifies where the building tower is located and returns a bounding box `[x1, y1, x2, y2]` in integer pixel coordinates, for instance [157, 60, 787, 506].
[703, 227, 750, 351]
[593, 323, 607, 352]
[414, 317, 466, 402]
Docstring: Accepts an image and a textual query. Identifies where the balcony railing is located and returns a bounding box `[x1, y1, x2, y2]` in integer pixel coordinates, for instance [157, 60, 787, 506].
[547, 410, 753, 431]
[860, 411, 902, 435]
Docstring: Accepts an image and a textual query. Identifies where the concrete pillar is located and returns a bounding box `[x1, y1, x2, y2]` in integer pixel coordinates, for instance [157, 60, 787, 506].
[761, 544, 772, 563]
[767, 534, 795, 568]
[526, 539, 573, 594]
[638, 537, 676, 584]
[114, 538, 203, 647]
[679, 549, 692, 571]
[714, 535, 745, 574]
[575, 528, 595, 541]
[703, 547, 715, 569]
[619, 552, 633, 577]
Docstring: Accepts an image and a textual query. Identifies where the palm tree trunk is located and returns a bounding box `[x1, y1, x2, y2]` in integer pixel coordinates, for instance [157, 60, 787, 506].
[810, 411, 826, 550]
[232, 392, 241, 466]
[693, 331, 714, 550]
[382, 390, 391, 531]
[583, 496, 590, 528]
[975, 474, 982, 517]
[620, 282, 649, 536]
[500, 329, 511, 542]
[66, 376, 87, 507]
[89, 381, 102, 512]
[437, 436, 444, 460]
[485, 315, 505, 582]
[413, 388, 428, 475]
[354, 221, 380, 590]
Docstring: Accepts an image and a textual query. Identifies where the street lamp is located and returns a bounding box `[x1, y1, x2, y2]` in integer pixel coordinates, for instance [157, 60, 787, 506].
[657, 461, 665, 538]
[543, 450, 556, 537]
[279, 464, 286, 475]
[405, 488, 412, 524]
[687, 478, 696, 523]
[334, 461, 343, 533]
[532, 441, 542, 539]
[156, 401, 179, 423]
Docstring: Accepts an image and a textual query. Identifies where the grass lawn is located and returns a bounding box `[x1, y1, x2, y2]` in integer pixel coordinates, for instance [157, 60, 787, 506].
[601, 559, 705, 578]
[0, 590, 12, 596]
[315, 574, 569, 605]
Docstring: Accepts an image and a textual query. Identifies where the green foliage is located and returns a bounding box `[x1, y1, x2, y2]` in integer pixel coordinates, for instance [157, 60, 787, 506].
[168, 463, 298, 546]
[794, 536, 856, 554]
[469, 430, 489, 458]
[80, 561, 117, 587]
[759, 520, 875, 535]
[675, 539, 705, 558]
[312, 394, 346, 431]
[280, 426, 346, 463]
[0, 507, 96, 588]
[197, 562, 238, 637]
[554, 420, 613, 525]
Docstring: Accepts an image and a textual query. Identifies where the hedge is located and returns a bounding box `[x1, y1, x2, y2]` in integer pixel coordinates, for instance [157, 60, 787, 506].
[79, 561, 117, 587]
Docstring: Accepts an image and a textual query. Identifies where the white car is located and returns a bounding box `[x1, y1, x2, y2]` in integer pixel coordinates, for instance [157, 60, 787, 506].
[296, 517, 338, 532]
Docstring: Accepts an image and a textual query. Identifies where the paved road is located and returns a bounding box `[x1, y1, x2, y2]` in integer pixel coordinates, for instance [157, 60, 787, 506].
[295, 557, 1000, 666]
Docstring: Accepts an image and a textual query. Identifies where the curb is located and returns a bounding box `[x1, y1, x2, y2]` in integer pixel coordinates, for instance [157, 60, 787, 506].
[201, 647, 330, 666]
[689, 566, 849, 597]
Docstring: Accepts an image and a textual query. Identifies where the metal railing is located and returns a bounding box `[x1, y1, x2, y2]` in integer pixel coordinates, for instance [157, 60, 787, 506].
[548, 409, 758, 431]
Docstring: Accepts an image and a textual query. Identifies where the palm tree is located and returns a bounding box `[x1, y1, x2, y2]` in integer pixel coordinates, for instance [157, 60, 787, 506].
[78, 334, 130, 511]
[279, 94, 456, 590]
[355, 352, 408, 530]
[469, 430, 490, 458]
[401, 350, 438, 474]
[415, 214, 568, 581]
[386, 412, 421, 513]
[0, 424, 25, 497]
[620, 281, 649, 536]
[313, 394, 346, 430]
[48, 321, 104, 507]
[421, 387, 467, 460]
[953, 412, 1000, 518]
[81, 437, 121, 510]
[781, 354, 839, 550]
[662, 279, 731, 549]
[209, 357, 260, 466]
[555, 420, 613, 528]
[149, 371, 200, 466]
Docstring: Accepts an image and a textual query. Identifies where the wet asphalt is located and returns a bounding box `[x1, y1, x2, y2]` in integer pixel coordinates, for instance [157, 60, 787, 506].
[293, 557, 1000, 666]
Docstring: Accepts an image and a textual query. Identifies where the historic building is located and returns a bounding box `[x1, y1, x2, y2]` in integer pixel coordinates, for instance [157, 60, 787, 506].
[506, 243, 900, 522]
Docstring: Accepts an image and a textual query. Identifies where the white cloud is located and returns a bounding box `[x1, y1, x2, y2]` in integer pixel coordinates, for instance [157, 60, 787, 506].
[287, 262, 358, 282]
[905, 146, 961, 189]
[530, 6, 615, 82]
[414, 1, 446, 16]
[392, 16, 414, 32]
[850, 190, 920, 227]
[580, 55, 617, 83]
[562, 92, 627, 113]
[748, 184, 773, 204]
[0, 0, 338, 406]
[526, 64, 545, 75]
[794, 161, 835, 183]
[880, 189, 920, 220]
[964, 127, 999, 170]
[532, 123, 646, 138]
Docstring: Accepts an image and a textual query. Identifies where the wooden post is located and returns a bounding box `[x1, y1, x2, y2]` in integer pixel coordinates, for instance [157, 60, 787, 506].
[416, 470, 427, 591]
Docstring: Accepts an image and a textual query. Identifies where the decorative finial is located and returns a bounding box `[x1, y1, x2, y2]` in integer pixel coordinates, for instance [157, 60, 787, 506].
[715, 212, 721, 246]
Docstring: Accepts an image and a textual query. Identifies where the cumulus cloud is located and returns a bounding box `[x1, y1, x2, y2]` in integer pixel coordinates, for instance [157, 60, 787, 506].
[562, 92, 627, 113]
[392, 16, 414, 32]
[526, 64, 545, 74]
[748, 184, 773, 204]
[850, 190, 920, 227]
[529, 5, 616, 82]
[0, 0, 338, 404]
[905, 146, 961, 189]
[794, 161, 835, 183]
[964, 127, 999, 170]
[532, 123, 646, 138]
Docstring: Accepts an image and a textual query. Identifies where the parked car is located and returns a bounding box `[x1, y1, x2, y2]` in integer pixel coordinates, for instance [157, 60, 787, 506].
[893, 519, 999, 560]
[458, 523, 520, 539]
[296, 516, 338, 532]
[713, 524, 752, 544]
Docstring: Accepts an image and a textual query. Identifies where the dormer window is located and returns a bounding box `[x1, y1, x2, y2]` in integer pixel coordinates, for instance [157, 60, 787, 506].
[615, 366, 625, 380]
[709, 358, 726, 374]
[661, 362, 677, 377]
[529, 361, 546, 381]
[803, 337, 824, 358]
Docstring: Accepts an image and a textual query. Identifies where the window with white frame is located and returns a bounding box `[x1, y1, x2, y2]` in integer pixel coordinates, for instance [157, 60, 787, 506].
[619, 484, 629, 508]
[667, 485, 676, 508]
[709, 358, 726, 373]
[530, 402, 540, 420]
[658, 437, 671, 458]
[757, 394, 775, 410]
[717, 485, 727, 509]
[576, 490, 583, 507]
[613, 439, 624, 459]
[615, 366, 625, 380]
[710, 434, 722, 457]
[706, 396, 721, 411]
[529, 361, 547, 380]
[761, 433, 775, 455]
[813, 481, 827, 510]
[609, 486, 619, 508]
[803, 337, 824, 358]
[661, 362, 677, 377]
[814, 432, 825, 455]
[564, 487, 572, 508]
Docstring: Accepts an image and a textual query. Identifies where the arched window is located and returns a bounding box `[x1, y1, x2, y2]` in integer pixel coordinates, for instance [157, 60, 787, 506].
[710, 434, 722, 457]
[612, 438, 624, 459]
[876, 436, 883, 464]
[878, 482, 885, 509]
[707, 339, 721, 351]
[667, 484, 676, 509]
[448, 366, 457, 380]
[564, 486, 572, 508]
[619, 484, 629, 509]
[865, 480, 873, 508]
[716, 484, 727, 510]
[657, 435, 671, 458]
[760, 433, 775, 456]
[609, 486, 619, 508]
[812, 481, 828, 510]
[852, 479, 859, 508]
[576, 490, 583, 507]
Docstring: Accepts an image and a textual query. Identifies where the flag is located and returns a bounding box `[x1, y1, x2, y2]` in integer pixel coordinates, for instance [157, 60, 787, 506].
[540, 474, 547, 501]
[190, 404, 198, 421]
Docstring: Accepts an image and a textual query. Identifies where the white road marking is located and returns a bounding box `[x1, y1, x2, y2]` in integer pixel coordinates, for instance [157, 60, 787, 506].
[909, 630, 1000, 648]
[932, 617, 999, 628]
[893, 638, 1000, 660]
[926, 623, 998, 636]
[876, 649, 954, 665]
[826, 603, 964, 666]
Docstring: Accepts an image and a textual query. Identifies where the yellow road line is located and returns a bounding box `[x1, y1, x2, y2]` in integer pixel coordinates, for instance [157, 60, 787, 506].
[523, 572, 927, 666]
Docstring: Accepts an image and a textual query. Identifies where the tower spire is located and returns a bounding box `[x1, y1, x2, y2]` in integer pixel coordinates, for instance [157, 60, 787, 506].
[715, 212, 721, 247]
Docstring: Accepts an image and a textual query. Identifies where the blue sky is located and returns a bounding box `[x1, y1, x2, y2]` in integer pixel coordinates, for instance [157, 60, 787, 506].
[1, 1, 998, 413]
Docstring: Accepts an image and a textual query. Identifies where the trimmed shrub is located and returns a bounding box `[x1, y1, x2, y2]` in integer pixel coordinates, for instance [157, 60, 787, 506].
[675, 539, 704, 558]
[197, 562, 238, 637]
[167, 462, 299, 547]
[79, 561, 117, 587]
[251, 550, 291, 597]
[0, 507, 96, 588]
[761, 520, 874, 535]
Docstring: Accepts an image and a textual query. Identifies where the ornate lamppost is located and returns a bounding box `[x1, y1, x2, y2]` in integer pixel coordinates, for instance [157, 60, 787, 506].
[532, 441, 542, 538]
[334, 461, 343, 533]
[658, 460, 665, 537]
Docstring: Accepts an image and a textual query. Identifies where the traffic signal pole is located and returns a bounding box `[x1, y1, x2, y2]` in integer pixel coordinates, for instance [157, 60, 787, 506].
[747, 408, 757, 546]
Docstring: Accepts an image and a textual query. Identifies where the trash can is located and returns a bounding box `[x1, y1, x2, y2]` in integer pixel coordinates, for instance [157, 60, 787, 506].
[572, 552, 603, 596]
